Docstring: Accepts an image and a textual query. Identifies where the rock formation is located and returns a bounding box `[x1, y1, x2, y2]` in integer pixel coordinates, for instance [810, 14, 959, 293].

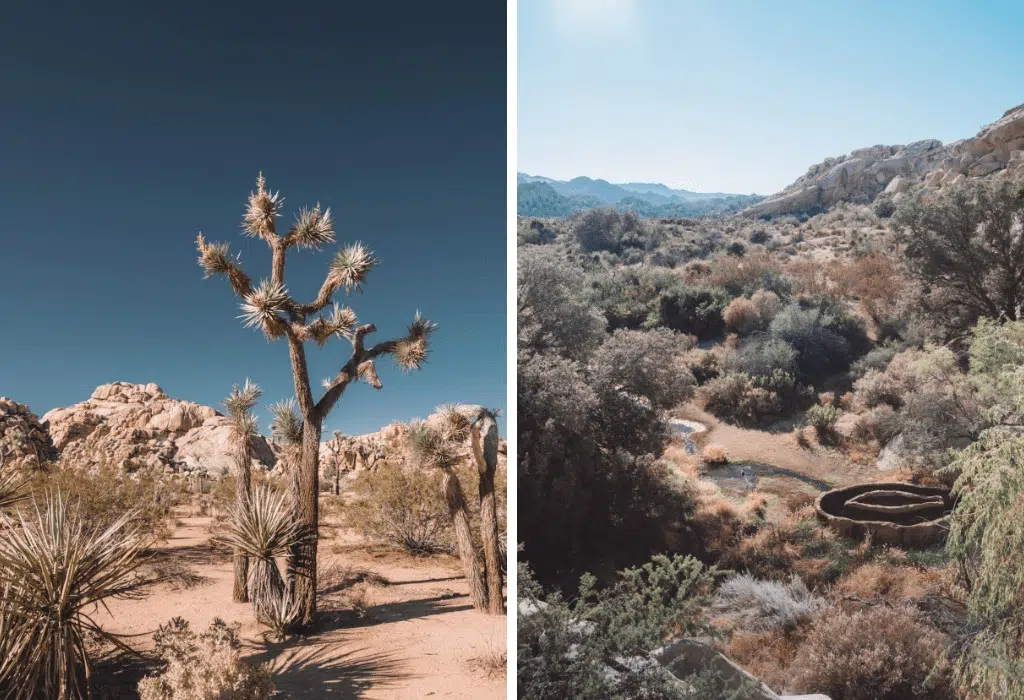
[0, 397, 59, 469]
[41, 382, 276, 475]
[746, 103, 1024, 217]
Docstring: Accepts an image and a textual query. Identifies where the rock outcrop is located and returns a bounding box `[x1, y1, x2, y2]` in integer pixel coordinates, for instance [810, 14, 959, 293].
[746, 104, 1024, 217]
[0, 398, 59, 469]
[41, 382, 276, 475]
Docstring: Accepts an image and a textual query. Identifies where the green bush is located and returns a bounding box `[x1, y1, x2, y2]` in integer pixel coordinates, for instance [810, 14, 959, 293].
[344, 465, 452, 554]
[805, 404, 841, 434]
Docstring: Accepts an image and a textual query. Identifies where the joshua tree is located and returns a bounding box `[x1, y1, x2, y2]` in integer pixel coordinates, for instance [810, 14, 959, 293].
[197, 174, 435, 629]
[223, 379, 263, 603]
[408, 407, 488, 612]
[324, 431, 346, 496]
[470, 408, 504, 614]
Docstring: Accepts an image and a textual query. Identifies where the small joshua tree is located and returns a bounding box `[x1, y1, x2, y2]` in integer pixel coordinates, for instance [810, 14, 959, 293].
[324, 430, 346, 496]
[197, 174, 435, 629]
[223, 379, 263, 603]
[471, 408, 504, 614]
[408, 406, 488, 612]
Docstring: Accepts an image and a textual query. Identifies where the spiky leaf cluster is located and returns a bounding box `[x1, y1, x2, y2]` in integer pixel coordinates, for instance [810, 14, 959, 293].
[243, 173, 283, 240]
[407, 413, 468, 472]
[239, 280, 290, 339]
[0, 492, 149, 699]
[269, 400, 303, 445]
[327, 242, 378, 294]
[288, 204, 335, 249]
[394, 312, 438, 372]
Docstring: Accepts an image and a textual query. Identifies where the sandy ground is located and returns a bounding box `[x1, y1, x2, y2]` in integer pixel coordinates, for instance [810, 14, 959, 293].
[94, 515, 506, 699]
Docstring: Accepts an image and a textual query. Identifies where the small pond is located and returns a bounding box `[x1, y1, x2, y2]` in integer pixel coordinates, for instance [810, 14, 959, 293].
[700, 461, 832, 492]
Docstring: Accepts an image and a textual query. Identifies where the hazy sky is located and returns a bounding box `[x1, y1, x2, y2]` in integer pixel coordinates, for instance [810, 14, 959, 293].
[0, 1, 505, 436]
[518, 0, 1024, 194]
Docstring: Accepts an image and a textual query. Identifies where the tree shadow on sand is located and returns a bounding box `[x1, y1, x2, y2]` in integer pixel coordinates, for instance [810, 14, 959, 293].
[247, 641, 406, 699]
[318, 593, 474, 631]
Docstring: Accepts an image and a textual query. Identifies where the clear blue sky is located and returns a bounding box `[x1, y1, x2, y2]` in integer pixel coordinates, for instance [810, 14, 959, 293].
[0, 1, 505, 436]
[518, 0, 1024, 194]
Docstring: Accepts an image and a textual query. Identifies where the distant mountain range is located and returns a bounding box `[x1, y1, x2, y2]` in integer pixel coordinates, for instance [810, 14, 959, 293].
[517, 173, 762, 218]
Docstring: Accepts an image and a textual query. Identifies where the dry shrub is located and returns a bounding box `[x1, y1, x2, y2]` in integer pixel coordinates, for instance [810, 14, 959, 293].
[691, 483, 764, 555]
[836, 562, 944, 603]
[831, 254, 904, 321]
[750, 289, 780, 323]
[724, 628, 805, 693]
[689, 250, 785, 295]
[344, 464, 451, 554]
[30, 461, 183, 539]
[137, 617, 273, 700]
[713, 573, 825, 633]
[787, 606, 954, 700]
[702, 443, 728, 465]
[722, 297, 761, 335]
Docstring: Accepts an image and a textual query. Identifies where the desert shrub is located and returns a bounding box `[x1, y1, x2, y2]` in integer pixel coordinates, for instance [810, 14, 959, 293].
[726, 241, 746, 256]
[519, 246, 606, 360]
[690, 251, 791, 298]
[656, 284, 730, 338]
[749, 289, 780, 323]
[702, 444, 728, 465]
[851, 404, 901, 445]
[770, 304, 853, 381]
[787, 606, 953, 700]
[29, 461, 181, 539]
[749, 229, 770, 244]
[805, 403, 840, 436]
[893, 176, 1024, 333]
[0, 493, 149, 699]
[682, 348, 720, 384]
[344, 464, 450, 554]
[701, 373, 782, 426]
[726, 337, 797, 379]
[873, 194, 896, 218]
[137, 617, 273, 700]
[722, 297, 761, 335]
[713, 573, 824, 632]
[518, 555, 723, 699]
[849, 342, 898, 379]
[836, 562, 944, 603]
[589, 328, 697, 409]
[570, 208, 646, 253]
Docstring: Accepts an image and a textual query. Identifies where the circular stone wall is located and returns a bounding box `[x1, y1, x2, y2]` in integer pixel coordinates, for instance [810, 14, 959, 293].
[814, 482, 954, 547]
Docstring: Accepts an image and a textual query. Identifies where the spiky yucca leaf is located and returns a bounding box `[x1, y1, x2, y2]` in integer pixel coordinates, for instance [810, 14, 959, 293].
[239, 279, 290, 339]
[327, 243, 378, 294]
[288, 203, 335, 249]
[407, 421, 463, 471]
[243, 173, 283, 240]
[394, 312, 436, 372]
[0, 492, 148, 700]
[195, 234, 233, 278]
[0, 455, 27, 512]
[223, 379, 263, 420]
[269, 399, 303, 445]
[217, 487, 304, 632]
[327, 303, 357, 340]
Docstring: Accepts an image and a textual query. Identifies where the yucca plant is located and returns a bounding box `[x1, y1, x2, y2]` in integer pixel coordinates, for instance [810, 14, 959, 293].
[408, 409, 488, 612]
[218, 486, 304, 633]
[222, 379, 264, 603]
[197, 173, 436, 628]
[0, 452, 28, 513]
[0, 491, 148, 700]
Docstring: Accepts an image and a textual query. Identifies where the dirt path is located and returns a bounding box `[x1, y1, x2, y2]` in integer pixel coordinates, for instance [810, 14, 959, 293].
[97, 516, 506, 699]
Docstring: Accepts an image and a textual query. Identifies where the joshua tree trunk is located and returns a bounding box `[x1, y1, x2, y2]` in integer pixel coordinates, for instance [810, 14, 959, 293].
[290, 418, 322, 627]
[472, 413, 504, 614]
[442, 469, 488, 612]
[232, 445, 253, 603]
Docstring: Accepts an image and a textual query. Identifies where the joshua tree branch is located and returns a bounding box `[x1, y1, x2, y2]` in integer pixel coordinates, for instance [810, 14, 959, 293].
[196, 234, 254, 298]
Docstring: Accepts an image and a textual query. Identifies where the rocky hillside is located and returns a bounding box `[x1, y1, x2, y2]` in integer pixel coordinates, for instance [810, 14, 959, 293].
[0, 398, 59, 469]
[746, 103, 1024, 217]
[40, 382, 277, 475]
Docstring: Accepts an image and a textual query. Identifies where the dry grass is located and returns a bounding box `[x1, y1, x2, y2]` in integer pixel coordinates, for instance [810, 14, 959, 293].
[702, 443, 729, 465]
[836, 562, 946, 603]
[467, 640, 507, 681]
